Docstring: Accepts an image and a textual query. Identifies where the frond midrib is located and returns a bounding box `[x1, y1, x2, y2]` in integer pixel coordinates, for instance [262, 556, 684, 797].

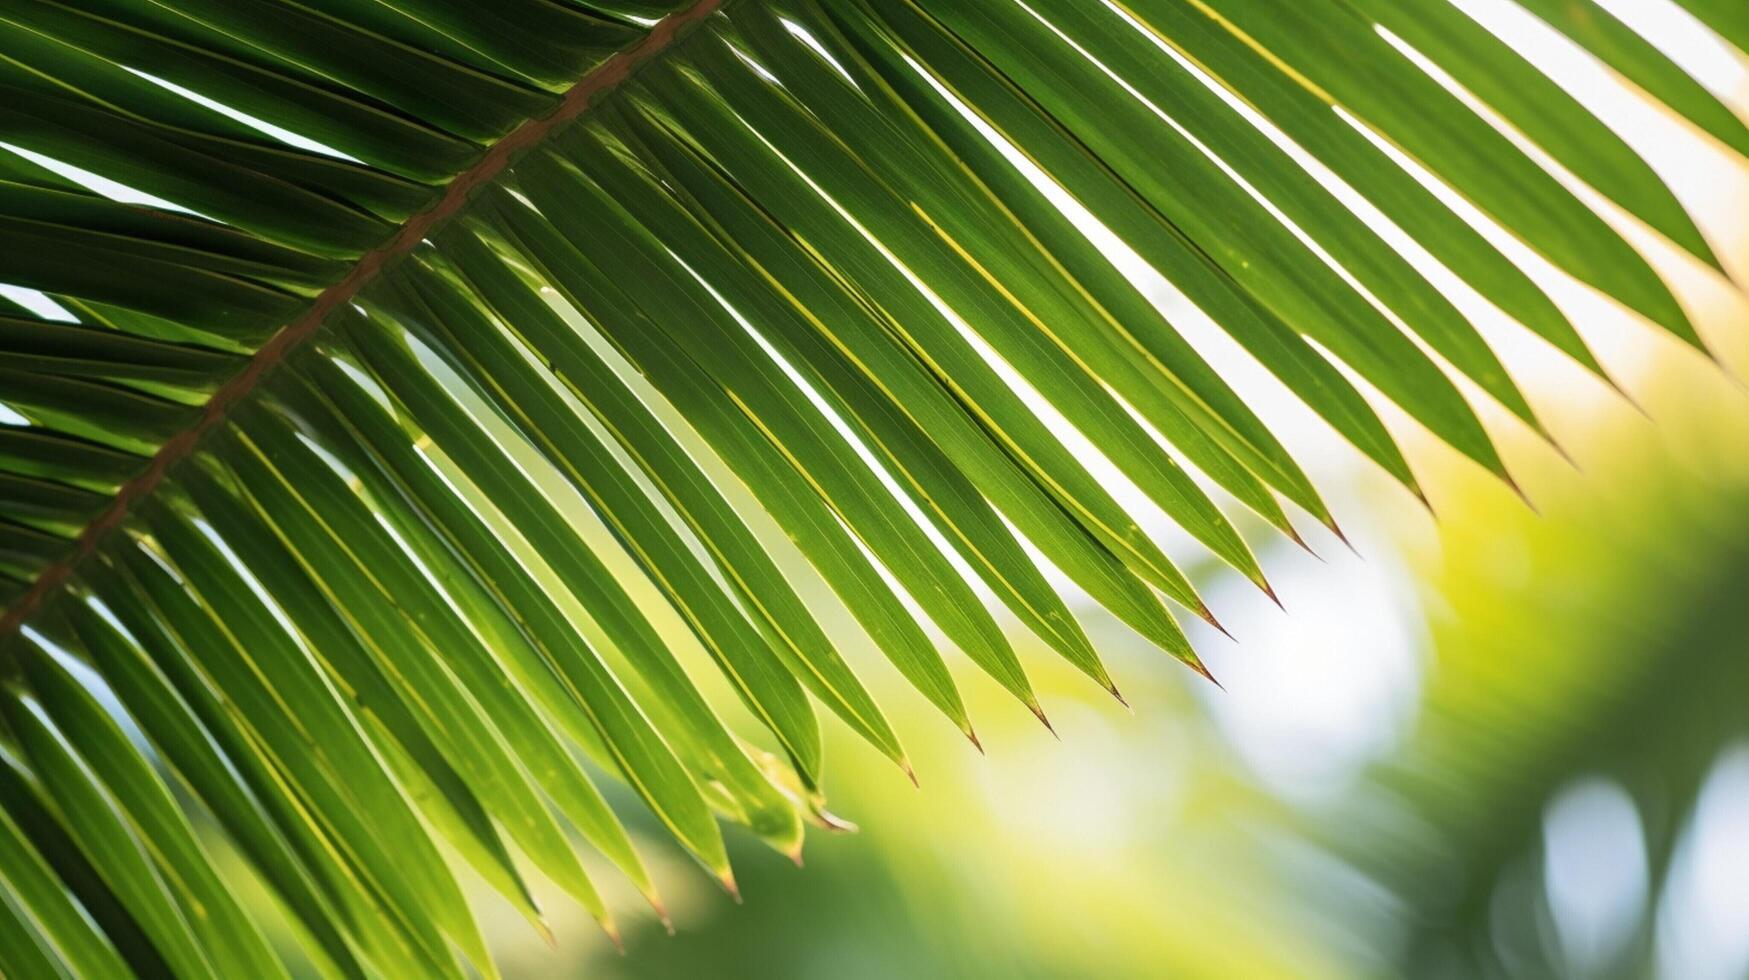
[0, 0, 729, 639]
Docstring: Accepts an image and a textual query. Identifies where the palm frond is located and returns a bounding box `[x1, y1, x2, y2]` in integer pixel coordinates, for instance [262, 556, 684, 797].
[0, 0, 1740, 975]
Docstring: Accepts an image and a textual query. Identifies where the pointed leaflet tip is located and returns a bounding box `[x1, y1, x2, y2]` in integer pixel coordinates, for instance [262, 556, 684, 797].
[1593, 362, 1652, 418]
[1548, 435, 1581, 473]
[534, 915, 556, 950]
[804, 797, 858, 832]
[646, 893, 676, 936]
[901, 757, 920, 789]
[718, 867, 743, 904]
[786, 841, 805, 868]
[1410, 481, 1437, 520]
[1184, 654, 1225, 691]
[1522, 412, 1579, 472]
[1720, 358, 1749, 396]
[1325, 516, 1360, 558]
[600, 916, 623, 955]
[1610, 376, 1652, 419]
[1029, 700, 1059, 740]
[1198, 602, 1235, 641]
[1700, 334, 1733, 375]
[1259, 576, 1285, 612]
[1499, 469, 1539, 515]
[1106, 680, 1132, 712]
[964, 724, 985, 755]
[1283, 520, 1321, 561]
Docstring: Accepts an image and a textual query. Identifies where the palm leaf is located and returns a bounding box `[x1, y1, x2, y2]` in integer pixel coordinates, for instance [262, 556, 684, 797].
[0, 0, 1739, 974]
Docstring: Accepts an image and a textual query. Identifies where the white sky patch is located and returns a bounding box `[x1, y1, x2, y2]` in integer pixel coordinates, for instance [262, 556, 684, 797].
[84, 597, 136, 641]
[727, 43, 781, 85]
[0, 402, 28, 426]
[191, 517, 307, 645]
[123, 67, 361, 162]
[1431, 1, 1749, 249]
[1368, 26, 1712, 383]
[780, 19, 859, 89]
[1191, 543, 1424, 804]
[0, 141, 198, 215]
[0, 284, 78, 322]
[136, 537, 187, 586]
[1588, 0, 1749, 102]
[1656, 744, 1749, 980]
[330, 351, 400, 418]
[1543, 778, 1648, 976]
[19, 625, 150, 749]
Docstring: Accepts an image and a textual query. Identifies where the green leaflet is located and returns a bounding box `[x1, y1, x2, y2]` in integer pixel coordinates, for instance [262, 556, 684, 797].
[124, 506, 485, 978]
[0, 311, 241, 390]
[0, 429, 142, 494]
[1170, 0, 1704, 348]
[0, 680, 220, 980]
[0, 5, 470, 182]
[1510, 0, 1749, 163]
[921, 2, 1512, 488]
[855, 0, 1421, 503]
[0, 472, 107, 537]
[0, 731, 173, 977]
[52, 599, 370, 980]
[1670, 0, 1749, 55]
[0, 774, 132, 979]
[277, 354, 696, 899]
[438, 225, 923, 767]
[331, 309, 760, 868]
[1339, 0, 1723, 272]
[0, 883, 71, 980]
[0, 368, 194, 456]
[11, 636, 288, 979]
[1096, 0, 1611, 384]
